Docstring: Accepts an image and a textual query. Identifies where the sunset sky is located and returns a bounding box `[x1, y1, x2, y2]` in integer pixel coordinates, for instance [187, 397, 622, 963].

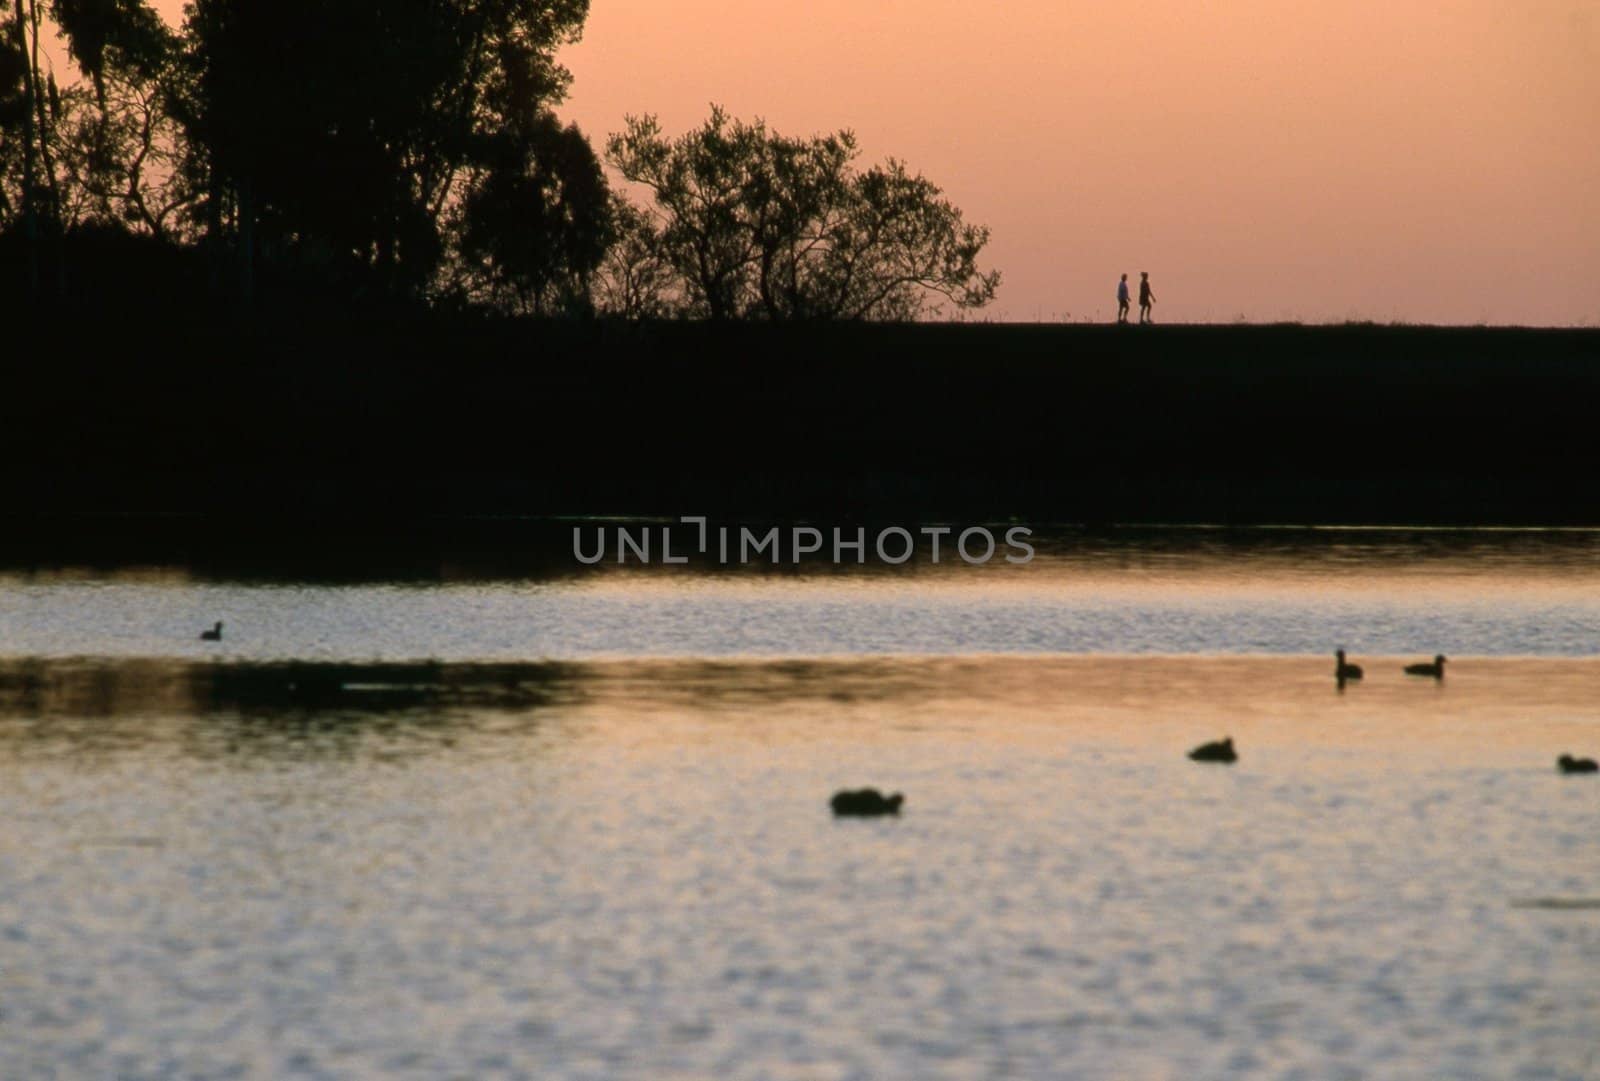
[148, 0, 1597, 325]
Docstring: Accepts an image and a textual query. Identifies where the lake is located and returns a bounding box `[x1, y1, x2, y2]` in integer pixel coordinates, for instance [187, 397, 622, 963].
[1, 527, 1596, 1079]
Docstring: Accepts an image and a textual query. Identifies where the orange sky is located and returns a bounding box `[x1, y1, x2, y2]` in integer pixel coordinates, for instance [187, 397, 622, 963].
[146, 0, 1597, 324]
[558, 0, 1597, 325]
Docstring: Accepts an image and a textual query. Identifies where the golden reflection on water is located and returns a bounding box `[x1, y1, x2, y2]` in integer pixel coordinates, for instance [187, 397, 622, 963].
[1, 655, 1596, 1079]
[1, 656, 1595, 770]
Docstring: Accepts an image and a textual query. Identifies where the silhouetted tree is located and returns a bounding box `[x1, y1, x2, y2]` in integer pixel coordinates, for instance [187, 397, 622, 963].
[0, 9, 34, 232]
[49, 0, 194, 240]
[604, 108, 771, 319]
[179, 0, 592, 303]
[606, 107, 999, 320]
[593, 195, 674, 319]
[2, 0, 60, 293]
[455, 112, 610, 315]
[51, 0, 170, 105]
[4, 0, 195, 307]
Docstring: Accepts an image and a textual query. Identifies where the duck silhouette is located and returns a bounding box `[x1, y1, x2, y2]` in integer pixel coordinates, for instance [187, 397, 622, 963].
[830, 788, 905, 816]
[1335, 649, 1363, 682]
[1558, 754, 1597, 774]
[1188, 737, 1237, 763]
[1404, 654, 1446, 678]
[199, 621, 224, 642]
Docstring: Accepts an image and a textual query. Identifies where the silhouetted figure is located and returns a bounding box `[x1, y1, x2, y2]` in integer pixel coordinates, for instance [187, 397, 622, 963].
[1557, 754, 1597, 774]
[830, 788, 905, 816]
[1138, 272, 1156, 324]
[1404, 654, 1446, 678]
[1335, 649, 1363, 682]
[1188, 737, 1237, 763]
[200, 621, 224, 641]
[1116, 274, 1130, 324]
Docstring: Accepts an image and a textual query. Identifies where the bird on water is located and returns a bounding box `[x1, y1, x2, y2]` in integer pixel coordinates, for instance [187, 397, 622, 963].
[1188, 737, 1237, 763]
[1335, 649, 1363, 681]
[1558, 754, 1597, 774]
[200, 621, 224, 641]
[1404, 654, 1446, 678]
[830, 788, 905, 816]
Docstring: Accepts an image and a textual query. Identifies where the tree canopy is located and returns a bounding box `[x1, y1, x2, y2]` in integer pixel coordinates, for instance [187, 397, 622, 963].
[4, 10, 1002, 321]
[1, 0, 605, 303]
[179, 0, 594, 298]
[454, 112, 611, 315]
[605, 107, 999, 320]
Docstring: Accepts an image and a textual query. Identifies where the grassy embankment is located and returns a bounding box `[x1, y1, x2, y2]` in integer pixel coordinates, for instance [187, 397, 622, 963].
[5, 305, 1597, 537]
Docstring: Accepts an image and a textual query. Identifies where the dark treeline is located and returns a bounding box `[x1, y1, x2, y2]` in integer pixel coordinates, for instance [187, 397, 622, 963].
[1, 0, 997, 319]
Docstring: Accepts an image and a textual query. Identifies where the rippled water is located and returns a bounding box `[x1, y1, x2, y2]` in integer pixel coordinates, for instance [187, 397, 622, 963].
[1, 529, 1597, 1079]
[7, 528, 1600, 660]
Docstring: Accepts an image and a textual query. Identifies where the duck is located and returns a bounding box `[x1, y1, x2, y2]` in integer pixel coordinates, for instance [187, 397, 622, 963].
[1188, 737, 1237, 763]
[200, 621, 224, 641]
[1558, 754, 1598, 774]
[830, 788, 905, 816]
[1404, 654, 1446, 678]
[1335, 649, 1363, 681]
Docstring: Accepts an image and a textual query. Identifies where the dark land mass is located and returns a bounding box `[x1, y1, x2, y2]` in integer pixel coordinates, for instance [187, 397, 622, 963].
[5, 300, 1598, 555]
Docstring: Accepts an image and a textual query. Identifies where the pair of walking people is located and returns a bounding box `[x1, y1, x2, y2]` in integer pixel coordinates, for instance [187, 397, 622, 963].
[1116, 272, 1156, 324]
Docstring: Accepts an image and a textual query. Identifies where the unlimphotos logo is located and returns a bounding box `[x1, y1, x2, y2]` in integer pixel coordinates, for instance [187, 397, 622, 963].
[574, 516, 1034, 565]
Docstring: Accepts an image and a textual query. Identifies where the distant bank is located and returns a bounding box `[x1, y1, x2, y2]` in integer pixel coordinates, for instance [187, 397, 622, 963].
[5, 309, 1597, 530]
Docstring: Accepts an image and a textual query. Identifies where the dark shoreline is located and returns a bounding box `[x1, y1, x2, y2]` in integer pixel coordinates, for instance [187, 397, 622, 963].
[6, 310, 1597, 533]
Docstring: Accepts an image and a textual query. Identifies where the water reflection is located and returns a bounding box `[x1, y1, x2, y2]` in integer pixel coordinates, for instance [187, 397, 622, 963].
[6, 529, 1599, 1081]
[0, 659, 586, 763]
[2, 652, 1596, 1080]
[0, 658, 583, 717]
[2, 655, 1596, 768]
[4, 526, 1600, 664]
